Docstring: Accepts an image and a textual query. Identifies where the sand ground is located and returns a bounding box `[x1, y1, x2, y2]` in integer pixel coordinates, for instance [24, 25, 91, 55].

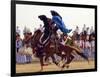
[16, 60, 95, 73]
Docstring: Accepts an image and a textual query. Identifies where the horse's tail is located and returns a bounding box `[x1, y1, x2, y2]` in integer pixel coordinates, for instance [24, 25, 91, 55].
[73, 47, 89, 63]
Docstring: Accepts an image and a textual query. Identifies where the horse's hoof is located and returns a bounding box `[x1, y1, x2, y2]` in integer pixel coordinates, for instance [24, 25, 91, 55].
[57, 63, 60, 67]
[39, 69, 43, 72]
[43, 64, 48, 66]
[57, 63, 62, 68]
[61, 68, 64, 71]
[66, 65, 69, 68]
[40, 68, 43, 72]
[61, 65, 65, 68]
[88, 60, 90, 64]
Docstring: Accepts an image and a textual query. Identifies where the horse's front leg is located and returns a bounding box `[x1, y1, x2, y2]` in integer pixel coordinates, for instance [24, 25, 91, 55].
[39, 56, 44, 71]
[44, 55, 51, 65]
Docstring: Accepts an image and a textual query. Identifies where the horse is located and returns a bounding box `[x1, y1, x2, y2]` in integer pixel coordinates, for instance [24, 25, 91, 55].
[56, 32, 89, 69]
[31, 29, 61, 71]
[31, 29, 89, 70]
[51, 31, 89, 68]
[58, 43, 89, 69]
[31, 15, 89, 70]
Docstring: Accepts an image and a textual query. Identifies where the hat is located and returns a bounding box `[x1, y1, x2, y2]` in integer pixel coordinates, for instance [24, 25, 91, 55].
[16, 26, 20, 35]
[23, 27, 31, 34]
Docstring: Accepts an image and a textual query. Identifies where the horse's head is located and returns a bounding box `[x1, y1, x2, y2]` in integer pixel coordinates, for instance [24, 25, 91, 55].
[31, 29, 42, 47]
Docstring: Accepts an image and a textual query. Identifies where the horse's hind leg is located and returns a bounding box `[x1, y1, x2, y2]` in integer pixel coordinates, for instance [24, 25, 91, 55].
[61, 59, 69, 69]
[67, 54, 74, 64]
[61, 54, 74, 69]
[66, 54, 74, 68]
[44, 55, 51, 65]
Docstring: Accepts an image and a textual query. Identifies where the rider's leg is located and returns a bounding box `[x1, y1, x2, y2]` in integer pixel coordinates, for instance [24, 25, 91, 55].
[60, 27, 72, 34]
[52, 16, 72, 34]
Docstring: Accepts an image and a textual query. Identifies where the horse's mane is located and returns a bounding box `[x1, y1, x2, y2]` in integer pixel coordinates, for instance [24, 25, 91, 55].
[35, 29, 41, 33]
[31, 29, 42, 43]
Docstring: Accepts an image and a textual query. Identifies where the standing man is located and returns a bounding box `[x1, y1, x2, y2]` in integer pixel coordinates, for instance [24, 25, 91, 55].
[82, 24, 87, 34]
[16, 26, 22, 52]
[86, 27, 90, 40]
[90, 26, 94, 34]
[75, 26, 80, 44]
[16, 26, 21, 35]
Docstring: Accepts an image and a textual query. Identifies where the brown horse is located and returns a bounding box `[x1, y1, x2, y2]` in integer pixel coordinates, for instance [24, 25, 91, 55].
[31, 15, 89, 70]
[31, 29, 60, 71]
[58, 43, 89, 69]
[49, 29, 89, 69]
[31, 29, 89, 70]
[55, 32, 89, 69]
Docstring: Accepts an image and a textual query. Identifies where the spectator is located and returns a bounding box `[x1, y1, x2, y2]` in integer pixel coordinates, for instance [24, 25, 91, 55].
[90, 26, 94, 34]
[23, 27, 32, 47]
[16, 33, 23, 52]
[86, 27, 90, 40]
[75, 26, 80, 42]
[16, 26, 21, 35]
[82, 24, 86, 34]
[75, 26, 80, 34]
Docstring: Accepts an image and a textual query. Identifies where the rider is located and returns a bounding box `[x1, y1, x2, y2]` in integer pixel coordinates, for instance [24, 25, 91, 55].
[50, 10, 72, 35]
[38, 15, 52, 47]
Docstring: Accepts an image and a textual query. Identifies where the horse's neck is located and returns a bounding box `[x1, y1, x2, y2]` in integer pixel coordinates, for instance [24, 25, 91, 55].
[32, 30, 42, 45]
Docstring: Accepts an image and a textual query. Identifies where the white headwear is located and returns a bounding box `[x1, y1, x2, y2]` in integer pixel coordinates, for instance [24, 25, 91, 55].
[23, 26, 31, 34]
[16, 26, 20, 34]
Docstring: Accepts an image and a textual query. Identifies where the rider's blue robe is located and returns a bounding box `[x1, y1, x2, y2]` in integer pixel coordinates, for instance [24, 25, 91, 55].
[52, 16, 72, 34]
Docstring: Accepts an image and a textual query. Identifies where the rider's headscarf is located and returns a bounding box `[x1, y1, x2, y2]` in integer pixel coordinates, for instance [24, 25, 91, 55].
[38, 15, 51, 33]
[38, 15, 47, 21]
